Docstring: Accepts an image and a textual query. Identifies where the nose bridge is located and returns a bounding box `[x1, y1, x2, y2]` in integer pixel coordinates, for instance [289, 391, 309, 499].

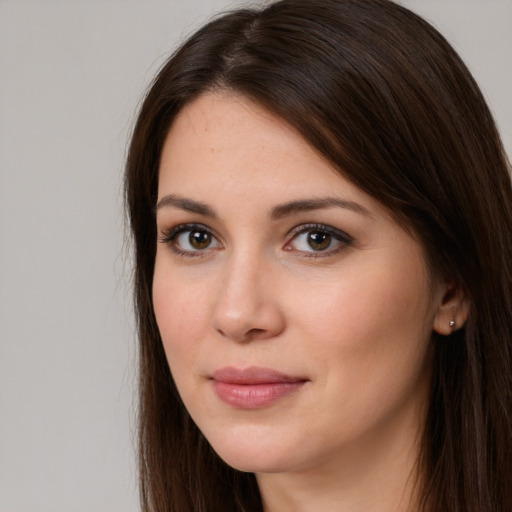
[212, 245, 283, 342]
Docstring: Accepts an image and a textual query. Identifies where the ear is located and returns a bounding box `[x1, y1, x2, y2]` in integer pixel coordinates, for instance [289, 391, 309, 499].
[433, 280, 470, 336]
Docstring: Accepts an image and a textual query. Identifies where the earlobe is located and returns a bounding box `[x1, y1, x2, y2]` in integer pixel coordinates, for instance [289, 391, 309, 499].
[433, 281, 470, 336]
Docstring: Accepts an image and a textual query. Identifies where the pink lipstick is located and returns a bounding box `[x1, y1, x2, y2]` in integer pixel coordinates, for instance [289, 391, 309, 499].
[211, 367, 307, 409]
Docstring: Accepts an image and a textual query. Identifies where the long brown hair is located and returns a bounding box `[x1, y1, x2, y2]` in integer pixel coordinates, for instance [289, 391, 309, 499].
[125, 1, 512, 510]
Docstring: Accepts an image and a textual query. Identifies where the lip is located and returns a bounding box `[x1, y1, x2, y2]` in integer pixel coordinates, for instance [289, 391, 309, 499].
[211, 366, 308, 409]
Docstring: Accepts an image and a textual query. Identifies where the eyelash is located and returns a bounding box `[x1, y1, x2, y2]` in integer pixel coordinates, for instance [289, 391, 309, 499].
[157, 222, 353, 258]
[285, 223, 353, 258]
[158, 223, 221, 258]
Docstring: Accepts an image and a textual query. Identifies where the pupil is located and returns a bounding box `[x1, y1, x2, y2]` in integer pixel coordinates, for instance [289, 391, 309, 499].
[190, 230, 211, 249]
[308, 231, 330, 250]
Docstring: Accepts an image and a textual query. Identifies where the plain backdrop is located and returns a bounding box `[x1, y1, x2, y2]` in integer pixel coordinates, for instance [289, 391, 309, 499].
[0, 1, 510, 511]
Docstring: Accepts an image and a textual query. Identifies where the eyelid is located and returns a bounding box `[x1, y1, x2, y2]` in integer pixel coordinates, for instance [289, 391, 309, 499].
[158, 223, 222, 256]
[287, 223, 353, 241]
[157, 221, 353, 258]
[285, 223, 354, 255]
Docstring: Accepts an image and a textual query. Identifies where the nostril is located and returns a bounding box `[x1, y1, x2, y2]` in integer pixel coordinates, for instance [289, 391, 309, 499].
[247, 328, 266, 336]
[240, 328, 273, 342]
[216, 326, 271, 342]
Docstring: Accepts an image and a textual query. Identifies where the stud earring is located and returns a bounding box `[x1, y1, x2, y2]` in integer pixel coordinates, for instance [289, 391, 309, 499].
[449, 318, 456, 334]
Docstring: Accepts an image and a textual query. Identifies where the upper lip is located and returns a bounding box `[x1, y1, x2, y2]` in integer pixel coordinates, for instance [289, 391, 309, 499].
[211, 366, 307, 384]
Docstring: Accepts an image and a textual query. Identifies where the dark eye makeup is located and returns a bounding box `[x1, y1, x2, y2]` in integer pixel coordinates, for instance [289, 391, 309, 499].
[284, 223, 353, 257]
[157, 222, 353, 258]
[158, 223, 221, 257]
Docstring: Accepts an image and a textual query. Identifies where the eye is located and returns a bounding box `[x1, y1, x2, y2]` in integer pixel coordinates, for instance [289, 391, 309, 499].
[285, 224, 352, 255]
[159, 224, 221, 255]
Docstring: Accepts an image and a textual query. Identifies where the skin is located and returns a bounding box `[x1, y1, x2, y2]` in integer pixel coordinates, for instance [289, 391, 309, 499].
[153, 91, 467, 512]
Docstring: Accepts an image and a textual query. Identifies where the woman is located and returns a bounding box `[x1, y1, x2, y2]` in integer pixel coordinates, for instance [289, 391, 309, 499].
[125, 0, 512, 511]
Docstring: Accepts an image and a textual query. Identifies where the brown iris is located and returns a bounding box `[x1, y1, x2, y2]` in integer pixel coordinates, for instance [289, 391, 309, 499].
[189, 230, 212, 249]
[307, 231, 331, 251]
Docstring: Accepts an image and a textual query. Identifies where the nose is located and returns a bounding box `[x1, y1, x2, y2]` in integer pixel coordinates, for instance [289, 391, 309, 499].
[211, 251, 285, 343]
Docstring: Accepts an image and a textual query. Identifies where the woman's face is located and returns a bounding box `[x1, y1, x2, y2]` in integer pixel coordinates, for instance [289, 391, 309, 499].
[153, 92, 446, 475]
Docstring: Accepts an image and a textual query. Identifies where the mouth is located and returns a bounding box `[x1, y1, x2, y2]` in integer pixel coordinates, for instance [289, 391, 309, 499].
[211, 366, 308, 409]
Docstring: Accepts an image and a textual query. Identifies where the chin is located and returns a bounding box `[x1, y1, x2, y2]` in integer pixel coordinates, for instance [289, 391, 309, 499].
[217, 449, 290, 474]
[204, 425, 296, 474]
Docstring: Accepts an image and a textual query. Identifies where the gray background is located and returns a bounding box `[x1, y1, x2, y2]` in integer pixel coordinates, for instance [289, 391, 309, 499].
[0, 1, 510, 511]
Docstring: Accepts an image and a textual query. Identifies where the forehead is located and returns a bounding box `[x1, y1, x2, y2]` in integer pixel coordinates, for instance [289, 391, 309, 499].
[158, 92, 375, 211]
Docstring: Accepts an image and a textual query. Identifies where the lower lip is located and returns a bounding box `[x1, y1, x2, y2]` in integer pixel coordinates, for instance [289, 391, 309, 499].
[212, 380, 306, 409]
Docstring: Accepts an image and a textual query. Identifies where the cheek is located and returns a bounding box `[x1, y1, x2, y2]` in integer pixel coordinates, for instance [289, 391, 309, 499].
[285, 278, 433, 453]
[294, 265, 431, 344]
[290, 255, 434, 396]
[152, 261, 213, 367]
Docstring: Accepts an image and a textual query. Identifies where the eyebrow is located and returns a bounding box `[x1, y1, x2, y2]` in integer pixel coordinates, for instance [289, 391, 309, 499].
[270, 197, 371, 219]
[156, 194, 370, 219]
[156, 194, 217, 217]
